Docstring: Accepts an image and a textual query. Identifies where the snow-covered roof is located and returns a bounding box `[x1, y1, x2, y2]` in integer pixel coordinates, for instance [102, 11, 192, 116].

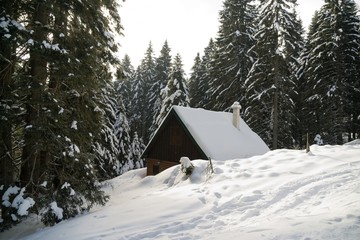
[170, 106, 269, 160]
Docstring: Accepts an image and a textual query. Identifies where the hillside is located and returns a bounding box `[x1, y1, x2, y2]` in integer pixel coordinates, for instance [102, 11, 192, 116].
[2, 143, 360, 240]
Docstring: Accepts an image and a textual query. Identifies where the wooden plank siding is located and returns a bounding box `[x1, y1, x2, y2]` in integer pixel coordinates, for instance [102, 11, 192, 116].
[146, 159, 178, 175]
[144, 111, 207, 175]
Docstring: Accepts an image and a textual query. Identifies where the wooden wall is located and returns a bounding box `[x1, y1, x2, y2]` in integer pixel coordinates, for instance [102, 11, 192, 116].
[146, 158, 178, 175]
[145, 112, 206, 175]
[147, 113, 205, 162]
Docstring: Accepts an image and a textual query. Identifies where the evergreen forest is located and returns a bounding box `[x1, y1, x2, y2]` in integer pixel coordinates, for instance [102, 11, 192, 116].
[1, 0, 359, 231]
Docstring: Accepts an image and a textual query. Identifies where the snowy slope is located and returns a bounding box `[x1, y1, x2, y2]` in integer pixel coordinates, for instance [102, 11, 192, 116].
[2, 144, 360, 240]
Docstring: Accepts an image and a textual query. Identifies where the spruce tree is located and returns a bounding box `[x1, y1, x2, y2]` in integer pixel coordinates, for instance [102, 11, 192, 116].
[20, 0, 50, 194]
[189, 39, 217, 109]
[0, 0, 29, 230]
[135, 42, 156, 143]
[338, 0, 360, 141]
[156, 54, 190, 126]
[1, 0, 123, 228]
[149, 41, 172, 137]
[244, 0, 303, 149]
[286, 10, 305, 148]
[128, 66, 147, 143]
[113, 97, 133, 174]
[130, 132, 145, 169]
[208, 0, 257, 111]
[188, 53, 203, 107]
[92, 82, 120, 180]
[0, 1, 25, 182]
[296, 11, 322, 147]
[302, 0, 360, 144]
[115, 55, 135, 108]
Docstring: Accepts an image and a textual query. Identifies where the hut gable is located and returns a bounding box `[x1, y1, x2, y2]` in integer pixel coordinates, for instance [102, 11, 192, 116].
[143, 105, 270, 175]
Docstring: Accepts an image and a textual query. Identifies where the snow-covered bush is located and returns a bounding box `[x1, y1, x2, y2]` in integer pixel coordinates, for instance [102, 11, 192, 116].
[40, 181, 107, 226]
[314, 134, 324, 145]
[179, 157, 194, 176]
[1, 186, 35, 231]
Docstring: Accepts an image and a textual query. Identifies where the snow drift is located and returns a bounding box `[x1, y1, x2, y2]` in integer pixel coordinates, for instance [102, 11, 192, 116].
[2, 144, 360, 240]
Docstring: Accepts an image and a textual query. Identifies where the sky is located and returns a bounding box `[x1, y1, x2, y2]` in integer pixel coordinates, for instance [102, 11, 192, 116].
[3, 142, 360, 239]
[118, 0, 360, 75]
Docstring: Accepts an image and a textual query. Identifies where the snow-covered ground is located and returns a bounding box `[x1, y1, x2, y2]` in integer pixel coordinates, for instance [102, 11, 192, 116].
[2, 143, 360, 240]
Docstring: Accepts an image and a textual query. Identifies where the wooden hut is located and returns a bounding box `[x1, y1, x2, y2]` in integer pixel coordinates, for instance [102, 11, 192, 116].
[142, 103, 269, 175]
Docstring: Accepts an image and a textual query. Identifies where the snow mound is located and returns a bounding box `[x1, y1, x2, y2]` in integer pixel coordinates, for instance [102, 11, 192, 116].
[345, 139, 360, 145]
[3, 144, 360, 240]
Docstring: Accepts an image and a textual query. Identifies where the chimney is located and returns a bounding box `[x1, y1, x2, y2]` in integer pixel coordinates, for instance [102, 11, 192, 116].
[231, 101, 241, 130]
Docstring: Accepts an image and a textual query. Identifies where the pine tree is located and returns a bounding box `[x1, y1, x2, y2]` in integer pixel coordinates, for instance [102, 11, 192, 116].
[0, 1, 25, 182]
[295, 11, 321, 148]
[156, 54, 190, 125]
[244, 0, 303, 149]
[114, 56, 140, 174]
[338, 0, 360, 141]
[113, 97, 133, 174]
[188, 53, 203, 107]
[0, 0, 29, 230]
[41, 0, 122, 224]
[189, 39, 217, 109]
[133, 42, 156, 143]
[128, 66, 147, 142]
[1, 0, 123, 228]
[286, 10, 306, 148]
[149, 41, 172, 137]
[20, 0, 50, 194]
[302, 0, 360, 144]
[130, 132, 145, 169]
[208, 0, 257, 111]
[115, 55, 135, 108]
[92, 82, 120, 180]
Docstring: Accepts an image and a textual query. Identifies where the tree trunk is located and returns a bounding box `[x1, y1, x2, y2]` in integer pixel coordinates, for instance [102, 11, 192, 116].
[272, 57, 280, 150]
[20, 1, 49, 191]
[272, 86, 279, 150]
[0, 24, 15, 188]
[0, 1, 16, 189]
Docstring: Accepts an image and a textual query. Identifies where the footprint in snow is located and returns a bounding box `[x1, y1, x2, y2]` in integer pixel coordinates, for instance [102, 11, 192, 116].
[198, 196, 206, 204]
[254, 174, 264, 178]
[253, 190, 263, 195]
[240, 209, 260, 221]
[215, 168, 224, 174]
[259, 165, 272, 170]
[238, 172, 251, 178]
[241, 194, 263, 202]
[269, 172, 280, 177]
[329, 217, 342, 222]
[214, 192, 222, 198]
[231, 162, 240, 168]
